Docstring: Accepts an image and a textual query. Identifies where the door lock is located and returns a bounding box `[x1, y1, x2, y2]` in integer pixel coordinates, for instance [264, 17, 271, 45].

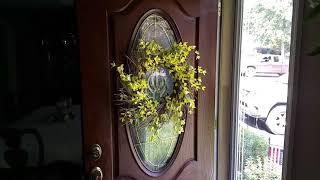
[90, 167, 103, 180]
[91, 144, 102, 161]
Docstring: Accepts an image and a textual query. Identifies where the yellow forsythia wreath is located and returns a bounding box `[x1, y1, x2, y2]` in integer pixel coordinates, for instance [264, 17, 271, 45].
[114, 40, 206, 141]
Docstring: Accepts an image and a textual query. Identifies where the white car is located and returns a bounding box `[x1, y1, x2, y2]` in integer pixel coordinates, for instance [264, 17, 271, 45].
[239, 74, 288, 135]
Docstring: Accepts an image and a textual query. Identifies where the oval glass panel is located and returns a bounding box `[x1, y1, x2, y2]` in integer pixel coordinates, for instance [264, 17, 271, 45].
[127, 13, 180, 173]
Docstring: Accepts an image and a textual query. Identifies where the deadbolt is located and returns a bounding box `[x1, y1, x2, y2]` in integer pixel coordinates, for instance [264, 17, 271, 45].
[90, 167, 103, 180]
[91, 144, 102, 161]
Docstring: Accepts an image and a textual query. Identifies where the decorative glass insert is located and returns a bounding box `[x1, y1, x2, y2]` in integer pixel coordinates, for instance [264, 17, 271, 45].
[127, 13, 180, 173]
[129, 120, 179, 172]
[129, 14, 176, 63]
[146, 68, 174, 101]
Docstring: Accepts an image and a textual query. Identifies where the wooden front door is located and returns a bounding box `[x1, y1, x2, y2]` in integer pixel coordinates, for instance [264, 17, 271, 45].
[77, 0, 218, 179]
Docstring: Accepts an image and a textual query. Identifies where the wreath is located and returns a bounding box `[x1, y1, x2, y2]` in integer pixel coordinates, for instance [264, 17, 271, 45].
[114, 40, 206, 141]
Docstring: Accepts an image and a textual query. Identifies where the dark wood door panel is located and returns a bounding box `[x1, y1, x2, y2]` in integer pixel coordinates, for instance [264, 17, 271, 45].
[77, 0, 217, 179]
[110, 2, 198, 179]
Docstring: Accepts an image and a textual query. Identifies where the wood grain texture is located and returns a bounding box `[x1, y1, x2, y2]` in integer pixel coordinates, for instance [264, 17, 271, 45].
[76, 0, 113, 179]
[115, 176, 138, 180]
[175, 0, 200, 18]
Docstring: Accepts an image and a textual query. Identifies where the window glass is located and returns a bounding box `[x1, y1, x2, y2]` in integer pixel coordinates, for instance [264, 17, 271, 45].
[128, 13, 180, 172]
[234, 0, 293, 179]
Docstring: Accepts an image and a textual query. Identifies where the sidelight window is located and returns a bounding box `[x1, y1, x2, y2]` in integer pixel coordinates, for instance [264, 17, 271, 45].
[232, 0, 293, 179]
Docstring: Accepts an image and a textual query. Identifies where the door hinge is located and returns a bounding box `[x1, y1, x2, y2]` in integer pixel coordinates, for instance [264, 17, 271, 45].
[218, 0, 222, 17]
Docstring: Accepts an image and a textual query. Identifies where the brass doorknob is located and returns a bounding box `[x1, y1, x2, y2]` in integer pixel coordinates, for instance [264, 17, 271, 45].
[90, 167, 103, 180]
[91, 144, 102, 161]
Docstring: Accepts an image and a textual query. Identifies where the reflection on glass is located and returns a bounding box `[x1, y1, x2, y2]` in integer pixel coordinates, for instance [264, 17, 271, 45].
[128, 13, 179, 172]
[235, 0, 293, 179]
[130, 120, 178, 172]
[129, 14, 176, 63]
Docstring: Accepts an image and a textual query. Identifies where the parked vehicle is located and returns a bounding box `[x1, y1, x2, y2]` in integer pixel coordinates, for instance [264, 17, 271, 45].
[242, 54, 289, 77]
[239, 74, 288, 135]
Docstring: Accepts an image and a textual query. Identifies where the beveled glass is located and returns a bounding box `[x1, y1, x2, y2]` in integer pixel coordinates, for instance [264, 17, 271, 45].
[128, 13, 180, 173]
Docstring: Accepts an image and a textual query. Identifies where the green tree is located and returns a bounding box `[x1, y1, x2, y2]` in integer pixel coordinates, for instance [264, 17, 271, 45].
[308, 0, 320, 8]
[243, 0, 293, 56]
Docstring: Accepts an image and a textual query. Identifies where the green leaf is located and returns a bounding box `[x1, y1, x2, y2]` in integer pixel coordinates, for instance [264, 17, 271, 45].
[305, 4, 320, 21]
[115, 40, 207, 140]
[308, 45, 320, 56]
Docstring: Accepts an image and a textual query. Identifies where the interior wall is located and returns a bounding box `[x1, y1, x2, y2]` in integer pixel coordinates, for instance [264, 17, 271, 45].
[0, 5, 84, 178]
[291, 1, 320, 179]
[0, 8, 79, 122]
[0, 26, 8, 121]
[0, 0, 73, 8]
